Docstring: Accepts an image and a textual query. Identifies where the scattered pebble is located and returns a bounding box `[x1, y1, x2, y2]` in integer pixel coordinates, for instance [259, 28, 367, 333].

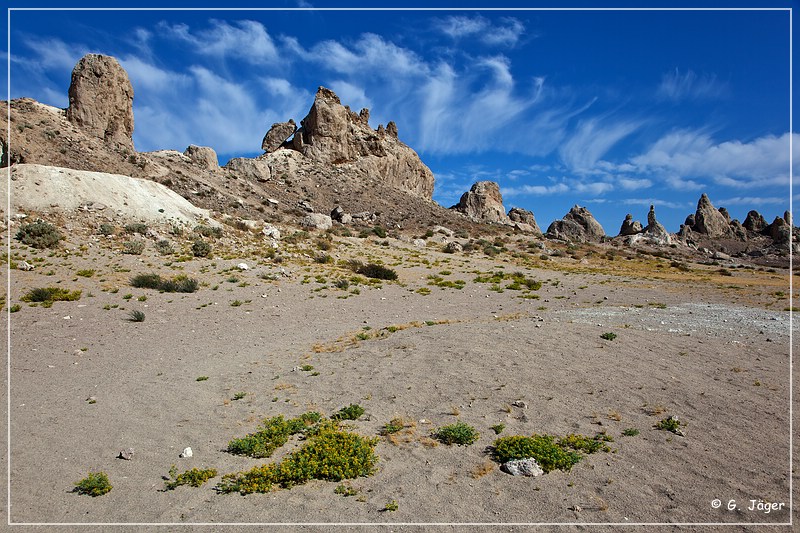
[117, 448, 134, 460]
[179, 447, 193, 458]
[512, 400, 528, 409]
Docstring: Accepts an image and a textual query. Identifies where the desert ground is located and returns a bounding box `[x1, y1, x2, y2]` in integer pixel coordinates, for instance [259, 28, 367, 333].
[2, 217, 796, 531]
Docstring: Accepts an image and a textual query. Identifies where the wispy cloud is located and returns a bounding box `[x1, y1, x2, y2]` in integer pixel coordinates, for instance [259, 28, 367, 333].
[158, 19, 280, 64]
[716, 196, 788, 206]
[558, 117, 642, 173]
[435, 15, 526, 47]
[657, 68, 726, 101]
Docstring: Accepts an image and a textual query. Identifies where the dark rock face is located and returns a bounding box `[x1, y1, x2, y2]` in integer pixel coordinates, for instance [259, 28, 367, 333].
[451, 181, 509, 224]
[261, 120, 296, 153]
[619, 213, 643, 236]
[66, 54, 134, 151]
[546, 205, 605, 243]
[743, 210, 768, 233]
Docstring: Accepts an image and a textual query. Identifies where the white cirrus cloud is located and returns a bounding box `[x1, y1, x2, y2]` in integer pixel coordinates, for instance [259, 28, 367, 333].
[435, 15, 526, 47]
[657, 68, 726, 101]
[158, 19, 279, 64]
[559, 117, 643, 173]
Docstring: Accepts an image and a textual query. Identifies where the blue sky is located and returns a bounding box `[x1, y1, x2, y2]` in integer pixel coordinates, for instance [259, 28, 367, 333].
[4, 1, 798, 233]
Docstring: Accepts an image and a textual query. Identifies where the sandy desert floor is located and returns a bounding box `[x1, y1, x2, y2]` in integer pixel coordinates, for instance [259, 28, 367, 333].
[1, 226, 797, 531]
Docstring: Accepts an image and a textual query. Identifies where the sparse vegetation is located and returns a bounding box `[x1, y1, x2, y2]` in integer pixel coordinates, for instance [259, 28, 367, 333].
[123, 240, 145, 255]
[127, 310, 145, 322]
[348, 260, 398, 281]
[124, 223, 148, 235]
[130, 273, 198, 293]
[492, 435, 582, 473]
[331, 403, 365, 421]
[433, 421, 479, 446]
[192, 239, 212, 258]
[600, 332, 617, 341]
[21, 287, 81, 304]
[655, 416, 685, 435]
[164, 466, 217, 490]
[73, 472, 112, 497]
[16, 219, 62, 249]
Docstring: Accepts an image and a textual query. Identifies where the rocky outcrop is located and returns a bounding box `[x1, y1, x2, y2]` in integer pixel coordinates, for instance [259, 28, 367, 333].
[766, 217, 791, 247]
[223, 157, 270, 182]
[66, 54, 134, 151]
[546, 205, 605, 243]
[743, 210, 768, 233]
[641, 205, 672, 245]
[294, 87, 434, 198]
[262, 120, 296, 153]
[451, 181, 509, 224]
[183, 145, 218, 169]
[618, 214, 643, 236]
[692, 194, 731, 237]
[508, 207, 542, 235]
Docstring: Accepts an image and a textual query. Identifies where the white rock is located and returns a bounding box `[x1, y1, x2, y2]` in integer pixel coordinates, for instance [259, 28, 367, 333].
[17, 260, 35, 271]
[502, 458, 543, 477]
[262, 224, 281, 240]
[179, 447, 193, 458]
[237, 263, 249, 271]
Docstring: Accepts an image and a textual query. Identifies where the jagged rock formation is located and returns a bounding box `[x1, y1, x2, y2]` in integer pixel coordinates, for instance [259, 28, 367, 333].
[641, 205, 672, 245]
[66, 54, 134, 151]
[183, 145, 218, 169]
[508, 207, 542, 235]
[451, 181, 509, 224]
[743, 210, 768, 233]
[618, 214, 643, 236]
[292, 87, 434, 198]
[691, 194, 731, 237]
[546, 205, 605, 243]
[262, 120, 296, 153]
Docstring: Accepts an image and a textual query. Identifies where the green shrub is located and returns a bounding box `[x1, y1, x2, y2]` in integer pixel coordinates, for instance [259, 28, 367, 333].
[192, 239, 212, 258]
[655, 416, 684, 434]
[124, 223, 148, 235]
[76, 269, 95, 277]
[349, 261, 398, 281]
[130, 273, 198, 293]
[194, 225, 222, 238]
[98, 223, 115, 236]
[227, 413, 322, 458]
[490, 423, 506, 435]
[164, 467, 217, 490]
[16, 219, 62, 249]
[622, 428, 640, 437]
[558, 433, 612, 453]
[123, 240, 145, 255]
[331, 403, 365, 421]
[600, 332, 617, 341]
[372, 226, 387, 238]
[73, 472, 112, 497]
[381, 418, 405, 435]
[434, 421, 479, 446]
[155, 240, 174, 255]
[492, 435, 582, 473]
[127, 310, 145, 322]
[218, 424, 379, 494]
[315, 254, 334, 264]
[21, 287, 81, 303]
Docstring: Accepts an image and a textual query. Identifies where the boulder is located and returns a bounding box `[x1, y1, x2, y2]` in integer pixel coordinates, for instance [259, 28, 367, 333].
[508, 207, 542, 235]
[262, 224, 281, 240]
[784, 210, 793, 226]
[501, 458, 543, 477]
[66, 54, 135, 151]
[546, 205, 605, 243]
[618, 214, 643, 236]
[183, 145, 218, 169]
[295, 87, 434, 198]
[300, 213, 333, 231]
[642, 205, 672, 245]
[692, 194, 731, 237]
[451, 181, 509, 224]
[261, 119, 296, 153]
[443, 241, 463, 253]
[767, 216, 791, 246]
[743, 210, 768, 233]
[224, 157, 271, 182]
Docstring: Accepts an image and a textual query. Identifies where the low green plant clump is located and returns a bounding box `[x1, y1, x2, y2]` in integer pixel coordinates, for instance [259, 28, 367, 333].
[194, 225, 223, 238]
[73, 472, 112, 497]
[130, 273, 198, 293]
[331, 403, 365, 421]
[493, 434, 587, 473]
[127, 310, 145, 322]
[348, 260, 398, 281]
[433, 421, 479, 446]
[98, 223, 115, 236]
[164, 466, 217, 490]
[381, 418, 405, 435]
[622, 428, 640, 437]
[21, 287, 81, 304]
[16, 219, 63, 249]
[124, 222, 148, 235]
[217, 421, 379, 494]
[490, 423, 506, 435]
[600, 332, 617, 341]
[192, 239, 212, 258]
[76, 269, 95, 277]
[655, 416, 685, 434]
[226, 412, 323, 458]
[123, 240, 145, 255]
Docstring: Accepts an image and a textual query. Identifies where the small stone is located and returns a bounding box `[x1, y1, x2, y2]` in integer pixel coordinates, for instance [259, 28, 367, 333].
[18, 261, 35, 271]
[179, 447, 193, 458]
[502, 458, 543, 477]
[117, 448, 134, 460]
[512, 400, 528, 409]
[237, 263, 249, 271]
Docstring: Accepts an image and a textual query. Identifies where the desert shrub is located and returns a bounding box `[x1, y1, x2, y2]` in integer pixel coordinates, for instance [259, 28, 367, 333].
[381, 418, 405, 436]
[124, 222, 148, 235]
[123, 240, 145, 255]
[192, 239, 212, 258]
[558, 433, 613, 453]
[164, 467, 217, 490]
[315, 254, 334, 264]
[600, 332, 617, 341]
[73, 472, 112, 497]
[155, 240, 174, 255]
[331, 403, 365, 421]
[76, 269, 95, 277]
[15, 219, 62, 249]
[21, 287, 81, 303]
[98, 223, 115, 236]
[193, 225, 222, 238]
[622, 428, 640, 437]
[349, 261, 398, 281]
[218, 424, 379, 494]
[372, 226, 387, 238]
[655, 416, 685, 434]
[130, 273, 198, 293]
[227, 413, 323, 458]
[127, 310, 145, 322]
[492, 435, 582, 473]
[490, 423, 506, 435]
[434, 421, 479, 446]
